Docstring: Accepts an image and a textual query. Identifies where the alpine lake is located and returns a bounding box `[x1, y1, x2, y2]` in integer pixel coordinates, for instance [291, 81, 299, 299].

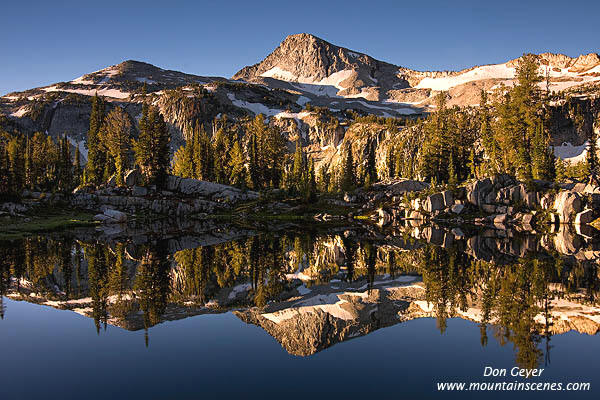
[1, 219, 599, 399]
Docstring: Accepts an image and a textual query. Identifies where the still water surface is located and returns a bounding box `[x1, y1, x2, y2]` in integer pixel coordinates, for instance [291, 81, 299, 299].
[1, 223, 598, 399]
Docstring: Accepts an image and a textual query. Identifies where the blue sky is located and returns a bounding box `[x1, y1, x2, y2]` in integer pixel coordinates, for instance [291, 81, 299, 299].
[1, 0, 598, 95]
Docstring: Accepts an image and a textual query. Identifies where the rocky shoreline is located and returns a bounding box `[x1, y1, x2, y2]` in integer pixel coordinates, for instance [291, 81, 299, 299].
[2, 172, 600, 234]
[372, 174, 600, 232]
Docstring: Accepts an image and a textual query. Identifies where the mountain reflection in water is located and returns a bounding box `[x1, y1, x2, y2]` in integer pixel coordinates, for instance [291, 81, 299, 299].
[1, 222, 599, 369]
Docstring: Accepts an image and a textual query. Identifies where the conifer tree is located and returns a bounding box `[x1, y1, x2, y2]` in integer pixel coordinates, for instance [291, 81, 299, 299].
[85, 94, 106, 186]
[57, 136, 73, 192]
[467, 147, 477, 179]
[341, 143, 355, 192]
[247, 131, 259, 189]
[292, 139, 305, 193]
[6, 137, 24, 192]
[103, 107, 132, 185]
[0, 145, 10, 199]
[305, 157, 317, 202]
[229, 138, 246, 188]
[531, 122, 555, 181]
[73, 145, 82, 187]
[192, 123, 214, 181]
[180, 126, 197, 178]
[365, 140, 377, 188]
[134, 104, 170, 187]
[387, 146, 395, 178]
[317, 166, 330, 193]
[448, 154, 458, 187]
[24, 136, 32, 189]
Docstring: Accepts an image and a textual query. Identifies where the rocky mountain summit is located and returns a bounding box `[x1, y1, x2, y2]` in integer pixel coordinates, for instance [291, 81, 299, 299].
[234, 33, 600, 108]
[1, 33, 599, 178]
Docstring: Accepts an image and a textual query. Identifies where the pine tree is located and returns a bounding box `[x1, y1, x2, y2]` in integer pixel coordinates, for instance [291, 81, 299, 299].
[247, 131, 259, 189]
[341, 143, 355, 192]
[587, 114, 599, 185]
[213, 127, 230, 184]
[134, 104, 171, 187]
[531, 121, 555, 181]
[24, 136, 32, 190]
[6, 136, 24, 193]
[448, 154, 458, 187]
[103, 107, 132, 185]
[192, 123, 214, 181]
[292, 139, 305, 194]
[180, 126, 197, 178]
[386, 146, 395, 178]
[57, 136, 73, 192]
[85, 94, 106, 186]
[305, 157, 317, 202]
[229, 138, 246, 188]
[467, 147, 477, 179]
[263, 124, 287, 188]
[0, 146, 10, 199]
[554, 158, 567, 182]
[365, 140, 377, 188]
[73, 145, 82, 187]
[317, 166, 330, 193]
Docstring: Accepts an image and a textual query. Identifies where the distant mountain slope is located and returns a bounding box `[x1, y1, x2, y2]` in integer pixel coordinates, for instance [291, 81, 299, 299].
[234, 33, 600, 108]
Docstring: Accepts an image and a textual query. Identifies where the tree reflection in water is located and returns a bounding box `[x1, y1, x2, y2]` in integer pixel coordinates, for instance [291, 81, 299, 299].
[0, 225, 599, 368]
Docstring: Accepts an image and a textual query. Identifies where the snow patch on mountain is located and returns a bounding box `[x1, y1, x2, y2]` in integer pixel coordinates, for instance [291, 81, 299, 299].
[226, 93, 281, 116]
[71, 76, 95, 85]
[416, 64, 516, 91]
[10, 107, 28, 118]
[553, 142, 590, 164]
[261, 68, 355, 97]
[42, 86, 131, 99]
[260, 66, 298, 81]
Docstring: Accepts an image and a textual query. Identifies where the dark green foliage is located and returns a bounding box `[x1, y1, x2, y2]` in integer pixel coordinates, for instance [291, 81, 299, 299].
[228, 138, 246, 188]
[341, 143, 356, 192]
[364, 140, 377, 188]
[85, 94, 106, 186]
[134, 104, 171, 188]
[386, 146, 395, 178]
[103, 107, 132, 185]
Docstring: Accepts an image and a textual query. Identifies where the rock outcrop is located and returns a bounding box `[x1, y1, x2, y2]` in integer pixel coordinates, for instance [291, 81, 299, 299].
[389, 175, 599, 230]
[23, 175, 259, 217]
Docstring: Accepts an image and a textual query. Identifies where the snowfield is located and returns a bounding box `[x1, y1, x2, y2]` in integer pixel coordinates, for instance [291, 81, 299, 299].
[261, 68, 356, 98]
[553, 141, 598, 164]
[416, 64, 516, 91]
[10, 107, 28, 118]
[226, 93, 281, 116]
[42, 86, 131, 99]
[415, 62, 600, 93]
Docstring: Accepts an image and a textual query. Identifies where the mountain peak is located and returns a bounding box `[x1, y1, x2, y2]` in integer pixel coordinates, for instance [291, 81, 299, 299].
[232, 32, 387, 83]
[280, 32, 328, 45]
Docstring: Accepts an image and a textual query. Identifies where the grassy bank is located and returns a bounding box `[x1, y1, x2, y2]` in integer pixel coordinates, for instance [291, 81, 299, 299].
[0, 209, 98, 240]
